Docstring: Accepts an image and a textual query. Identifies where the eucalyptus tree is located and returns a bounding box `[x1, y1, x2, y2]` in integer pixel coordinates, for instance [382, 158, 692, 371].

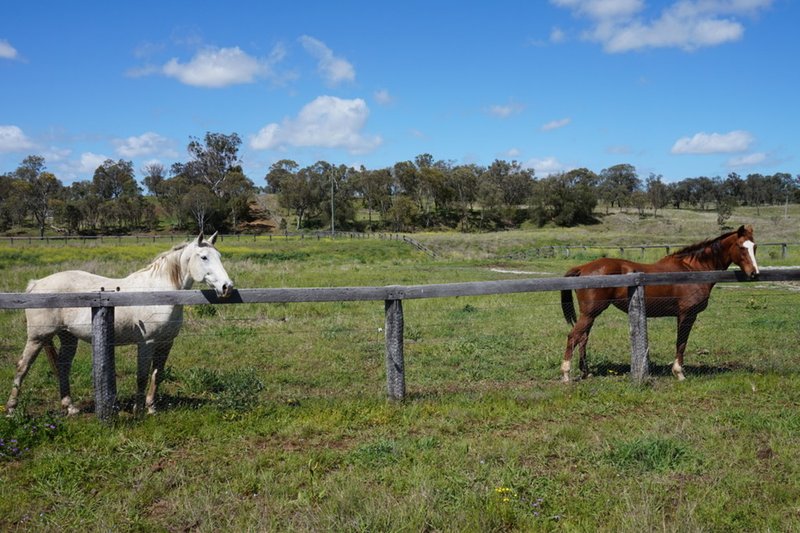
[530, 168, 598, 227]
[354, 166, 393, 230]
[15, 155, 64, 237]
[598, 163, 640, 211]
[184, 132, 243, 197]
[645, 173, 670, 216]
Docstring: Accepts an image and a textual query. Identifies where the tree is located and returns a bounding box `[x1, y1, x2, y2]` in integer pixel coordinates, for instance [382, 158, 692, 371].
[184, 132, 243, 197]
[277, 164, 324, 230]
[450, 164, 481, 231]
[744, 173, 767, 214]
[264, 159, 299, 193]
[716, 196, 735, 229]
[142, 163, 166, 198]
[598, 164, 640, 211]
[93, 159, 140, 200]
[319, 163, 356, 232]
[482, 159, 535, 208]
[183, 185, 218, 232]
[0, 173, 26, 230]
[220, 171, 255, 230]
[15, 155, 64, 237]
[354, 166, 393, 230]
[530, 169, 598, 227]
[645, 174, 670, 216]
[386, 195, 419, 232]
[393, 160, 419, 205]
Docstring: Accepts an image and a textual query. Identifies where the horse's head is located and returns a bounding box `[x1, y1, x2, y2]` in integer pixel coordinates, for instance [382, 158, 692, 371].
[184, 232, 235, 297]
[732, 224, 759, 280]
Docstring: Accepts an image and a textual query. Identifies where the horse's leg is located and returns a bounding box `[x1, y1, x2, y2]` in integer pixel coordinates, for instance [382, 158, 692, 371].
[52, 332, 80, 415]
[6, 339, 46, 415]
[145, 340, 173, 415]
[135, 342, 154, 417]
[563, 306, 604, 382]
[673, 313, 698, 381]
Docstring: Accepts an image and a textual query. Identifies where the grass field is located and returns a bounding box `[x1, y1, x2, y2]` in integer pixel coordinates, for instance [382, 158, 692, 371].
[1, 208, 799, 531]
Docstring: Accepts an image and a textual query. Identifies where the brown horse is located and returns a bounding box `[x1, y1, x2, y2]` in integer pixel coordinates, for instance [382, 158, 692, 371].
[560, 225, 759, 382]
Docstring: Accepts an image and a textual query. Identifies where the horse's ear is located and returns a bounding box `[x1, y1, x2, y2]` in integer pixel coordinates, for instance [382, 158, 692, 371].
[737, 224, 754, 238]
[209, 231, 218, 245]
[196, 232, 204, 245]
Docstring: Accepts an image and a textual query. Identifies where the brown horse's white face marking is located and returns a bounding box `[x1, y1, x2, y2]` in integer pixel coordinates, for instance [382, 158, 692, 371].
[734, 225, 759, 280]
[742, 240, 759, 277]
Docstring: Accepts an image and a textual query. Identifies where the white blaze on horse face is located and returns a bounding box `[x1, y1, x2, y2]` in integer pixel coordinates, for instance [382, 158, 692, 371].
[743, 240, 759, 274]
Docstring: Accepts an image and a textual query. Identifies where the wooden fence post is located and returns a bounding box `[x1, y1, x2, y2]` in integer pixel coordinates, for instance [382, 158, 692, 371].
[627, 280, 650, 383]
[91, 305, 117, 422]
[384, 299, 406, 401]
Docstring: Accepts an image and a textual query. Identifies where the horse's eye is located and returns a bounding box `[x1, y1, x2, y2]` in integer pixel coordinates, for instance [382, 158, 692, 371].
[200, 255, 208, 261]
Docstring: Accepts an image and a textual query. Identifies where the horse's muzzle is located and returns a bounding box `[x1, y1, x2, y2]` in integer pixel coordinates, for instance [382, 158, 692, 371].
[220, 283, 234, 298]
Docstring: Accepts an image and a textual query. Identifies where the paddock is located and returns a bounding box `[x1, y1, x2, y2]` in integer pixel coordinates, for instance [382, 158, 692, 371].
[3, 266, 799, 421]
[2, 237, 800, 530]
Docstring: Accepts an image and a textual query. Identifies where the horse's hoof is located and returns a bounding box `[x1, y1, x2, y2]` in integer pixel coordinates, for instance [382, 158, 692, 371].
[66, 406, 80, 416]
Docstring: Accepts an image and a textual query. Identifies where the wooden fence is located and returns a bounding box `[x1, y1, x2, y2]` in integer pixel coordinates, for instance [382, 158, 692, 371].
[3, 233, 797, 260]
[2, 268, 800, 422]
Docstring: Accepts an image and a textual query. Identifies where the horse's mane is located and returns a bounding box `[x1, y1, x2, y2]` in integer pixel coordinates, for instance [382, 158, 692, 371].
[137, 240, 216, 288]
[669, 230, 735, 259]
[136, 242, 190, 288]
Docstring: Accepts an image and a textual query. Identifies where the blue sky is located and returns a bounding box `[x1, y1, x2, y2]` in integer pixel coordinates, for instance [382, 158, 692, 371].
[1, 0, 796, 186]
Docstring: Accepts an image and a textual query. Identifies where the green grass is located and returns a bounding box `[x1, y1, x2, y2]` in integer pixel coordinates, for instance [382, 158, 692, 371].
[1, 220, 799, 531]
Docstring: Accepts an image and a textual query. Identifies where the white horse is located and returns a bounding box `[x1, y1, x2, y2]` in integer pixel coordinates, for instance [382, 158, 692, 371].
[6, 232, 234, 416]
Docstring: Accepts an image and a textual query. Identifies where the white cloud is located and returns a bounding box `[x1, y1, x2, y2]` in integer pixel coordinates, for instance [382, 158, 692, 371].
[0, 39, 19, 60]
[671, 130, 754, 154]
[0, 125, 35, 152]
[488, 102, 525, 118]
[113, 132, 177, 158]
[552, 0, 772, 52]
[524, 156, 570, 176]
[503, 148, 522, 158]
[727, 152, 766, 168]
[78, 152, 110, 174]
[541, 117, 572, 131]
[550, 27, 567, 43]
[552, 0, 643, 19]
[162, 46, 268, 88]
[299, 36, 355, 85]
[250, 95, 382, 154]
[42, 146, 72, 164]
[374, 89, 393, 106]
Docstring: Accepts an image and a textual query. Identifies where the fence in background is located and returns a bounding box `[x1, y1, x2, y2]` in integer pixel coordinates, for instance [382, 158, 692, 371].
[3, 268, 799, 422]
[5, 232, 796, 260]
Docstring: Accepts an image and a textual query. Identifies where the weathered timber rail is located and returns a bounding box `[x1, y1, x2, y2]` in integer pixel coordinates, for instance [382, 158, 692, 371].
[2, 268, 799, 422]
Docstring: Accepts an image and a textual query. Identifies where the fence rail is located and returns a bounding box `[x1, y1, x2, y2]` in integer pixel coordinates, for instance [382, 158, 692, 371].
[3, 268, 800, 422]
[3, 233, 798, 260]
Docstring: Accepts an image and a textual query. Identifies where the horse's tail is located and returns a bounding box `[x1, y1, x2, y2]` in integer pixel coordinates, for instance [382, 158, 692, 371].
[561, 267, 581, 325]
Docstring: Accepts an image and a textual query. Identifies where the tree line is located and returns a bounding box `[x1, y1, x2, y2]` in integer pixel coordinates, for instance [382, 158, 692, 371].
[0, 133, 254, 236]
[267, 157, 800, 232]
[2, 130, 799, 236]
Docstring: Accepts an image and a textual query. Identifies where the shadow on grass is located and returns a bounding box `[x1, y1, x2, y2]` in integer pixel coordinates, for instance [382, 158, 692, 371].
[79, 394, 213, 415]
[593, 361, 756, 378]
